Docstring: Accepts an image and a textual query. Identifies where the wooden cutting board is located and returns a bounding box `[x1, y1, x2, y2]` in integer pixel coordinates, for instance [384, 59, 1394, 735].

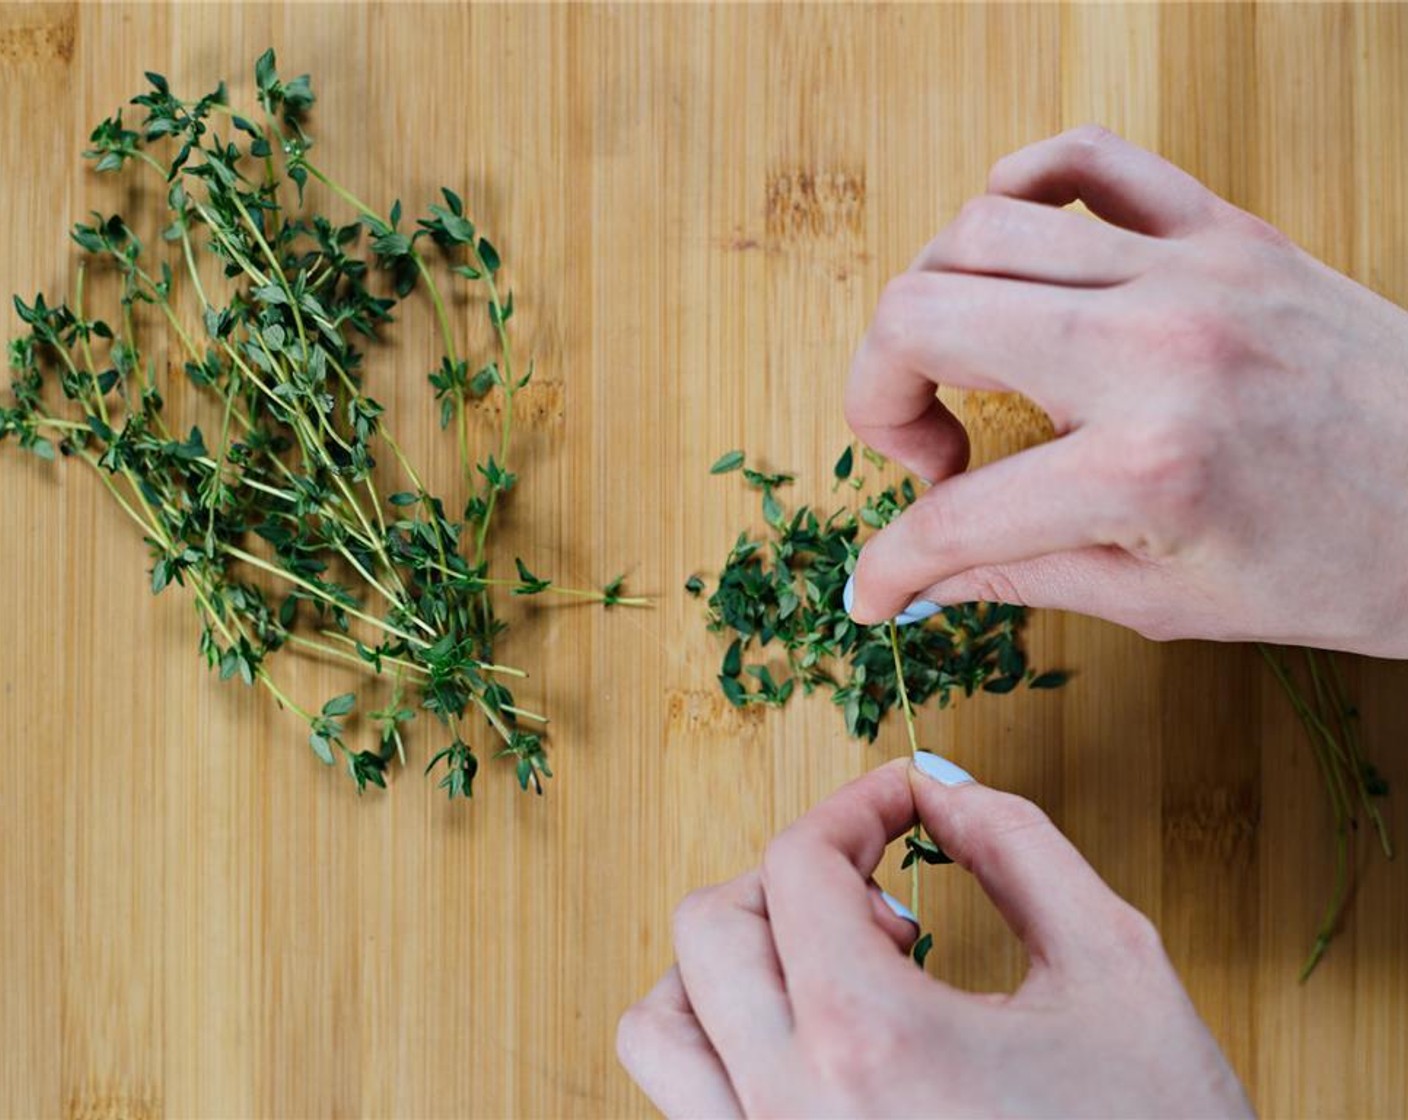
[2, 3, 1405, 1116]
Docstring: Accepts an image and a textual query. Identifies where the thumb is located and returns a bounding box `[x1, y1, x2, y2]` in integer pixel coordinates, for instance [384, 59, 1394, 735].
[846, 437, 1121, 625]
[916, 546, 1180, 641]
[905, 752, 1157, 978]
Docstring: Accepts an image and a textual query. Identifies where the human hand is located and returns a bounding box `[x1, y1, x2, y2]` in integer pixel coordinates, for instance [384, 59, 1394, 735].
[843, 126, 1408, 657]
[617, 756, 1252, 1118]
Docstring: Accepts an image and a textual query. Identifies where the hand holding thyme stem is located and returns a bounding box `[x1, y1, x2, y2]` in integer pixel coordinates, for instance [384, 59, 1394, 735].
[2, 52, 644, 798]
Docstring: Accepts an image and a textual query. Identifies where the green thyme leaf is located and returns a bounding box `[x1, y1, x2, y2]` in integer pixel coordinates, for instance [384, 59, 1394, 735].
[901, 833, 952, 868]
[309, 733, 335, 766]
[710, 449, 745, 474]
[322, 693, 356, 718]
[719, 674, 747, 707]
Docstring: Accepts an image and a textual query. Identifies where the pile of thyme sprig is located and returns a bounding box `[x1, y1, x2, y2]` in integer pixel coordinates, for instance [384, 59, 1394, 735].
[694, 447, 1064, 968]
[1258, 645, 1393, 979]
[2, 53, 644, 798]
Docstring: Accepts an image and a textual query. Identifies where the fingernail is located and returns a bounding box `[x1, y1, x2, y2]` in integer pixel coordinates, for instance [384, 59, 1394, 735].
[880, 890, 919, 926]
[844, 575, 941, 627]
[913, 751, 974, 787]
[894, 598, 941, 627]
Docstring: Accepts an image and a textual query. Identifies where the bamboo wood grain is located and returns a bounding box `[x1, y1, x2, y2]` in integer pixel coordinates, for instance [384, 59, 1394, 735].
[1, 4, 1406, 1117]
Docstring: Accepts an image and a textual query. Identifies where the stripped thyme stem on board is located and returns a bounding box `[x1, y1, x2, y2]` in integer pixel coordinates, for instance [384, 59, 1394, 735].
[1257, 644, 1393, 979]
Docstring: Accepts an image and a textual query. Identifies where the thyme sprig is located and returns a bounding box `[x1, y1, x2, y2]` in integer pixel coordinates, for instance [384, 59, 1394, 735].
[2, 52, 644, 798]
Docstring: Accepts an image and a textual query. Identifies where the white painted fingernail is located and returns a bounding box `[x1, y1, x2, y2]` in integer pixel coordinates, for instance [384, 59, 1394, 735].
[894, 598, 941, 627]
[913, 751, 974, 787]
[844, 576, 941, 627]
[880, 890, 919, 925]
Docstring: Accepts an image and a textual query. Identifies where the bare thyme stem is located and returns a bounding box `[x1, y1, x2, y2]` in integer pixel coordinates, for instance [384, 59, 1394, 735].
[889, 621, 924, 920]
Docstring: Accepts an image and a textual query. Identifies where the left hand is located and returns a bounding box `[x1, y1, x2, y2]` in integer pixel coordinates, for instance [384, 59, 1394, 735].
[616, 757, 1250, 1118]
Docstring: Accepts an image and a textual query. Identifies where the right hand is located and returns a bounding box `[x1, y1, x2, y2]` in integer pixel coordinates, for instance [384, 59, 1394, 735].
[844, 126, 1408, 658]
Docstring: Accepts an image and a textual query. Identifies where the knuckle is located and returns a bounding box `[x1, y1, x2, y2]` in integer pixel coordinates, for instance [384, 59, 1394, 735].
[943, 196, 1008, 265]
[1223, 209, 1293, 249]
[842, 364, 878, 438]
[1129, 600, 1197, 643]
[670, 885, 720, 941]
[1133, 617, 1176, 643]
[1118, 418, 1216, 533]
[955, 195, 994, 225]
[1065, 123, 1122, 159]
[1187, 231, 1293, 290]
[961, 564, 1027, 607]
[1145, 303, 1245, 372]
[1100, 901, 1167, 965]
[614, 1002, 654, 1068]
[906, 493, 961, 554]
[982, 791, 1054, 840]
[988, 124, 1120, 189]
[867, 272, 932, 356]
[945, 791, 1053, 871]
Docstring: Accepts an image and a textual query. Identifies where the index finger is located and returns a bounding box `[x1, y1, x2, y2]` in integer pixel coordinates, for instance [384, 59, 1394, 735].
[846, 430, 1120, 625]
[760, 760, 931, 1014]
[986, 125, 1224, 237]
[906, 754, 1167, 982]
[844, 271, 1094, 482]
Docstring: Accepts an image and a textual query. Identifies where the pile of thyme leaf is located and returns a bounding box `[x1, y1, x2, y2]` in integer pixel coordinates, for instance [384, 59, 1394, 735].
[1, 52, 643, 798]
[694, 446, 1064, 738]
